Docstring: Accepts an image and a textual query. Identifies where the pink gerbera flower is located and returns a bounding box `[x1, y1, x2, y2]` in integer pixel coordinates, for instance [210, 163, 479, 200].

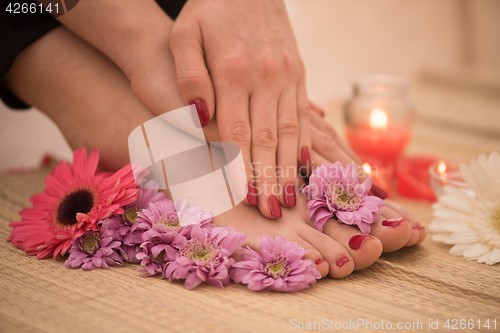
[164, 225, 246, 289]
[8, 147, 139, 259]
[230, 235, 321, 292]
[302, 162, 384, 234]
[102, 180, 166, 263]
[65, 229, 123, 270]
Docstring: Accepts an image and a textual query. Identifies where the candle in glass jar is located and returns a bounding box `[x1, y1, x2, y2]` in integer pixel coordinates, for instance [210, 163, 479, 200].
[344, 75, 414, 167]
[346, 108, 412, 165]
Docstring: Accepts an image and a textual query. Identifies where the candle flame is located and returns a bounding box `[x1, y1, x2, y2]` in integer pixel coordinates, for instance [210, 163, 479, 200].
[437, 161, 446, 175]
[363, 163, 372, 176]
[369, 109, 388, 130]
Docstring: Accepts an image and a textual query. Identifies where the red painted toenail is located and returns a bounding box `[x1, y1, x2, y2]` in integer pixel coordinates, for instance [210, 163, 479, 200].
[336, 256, 349, 268]
[315, 258, 326, 265]
[348, 235, 373, 250]
[382, 218, 407, 227]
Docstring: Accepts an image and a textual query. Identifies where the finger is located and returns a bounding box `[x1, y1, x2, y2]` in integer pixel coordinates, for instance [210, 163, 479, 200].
[276, 88, 299, 207]
[296, 78, 312, 175]
[309, 100, 326, 117]
[310, 111, 361, 164]
[249, 92, 281, 219]
[215, 87, 258, 207]
[311, 126, 358, 168]
[170, 21, 215, 127]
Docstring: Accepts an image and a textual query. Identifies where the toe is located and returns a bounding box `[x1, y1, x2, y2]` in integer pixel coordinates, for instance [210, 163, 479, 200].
[291, 236, 330, 278]
[299, 226, 354, 278]
[322, 219, 383, 270]
[370, 206, 412, 253]
[384, 200, 426, 246]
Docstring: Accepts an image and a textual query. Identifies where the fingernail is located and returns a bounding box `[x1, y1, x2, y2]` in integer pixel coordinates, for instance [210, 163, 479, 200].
[269, 195, 282, 218]
[348, 235, 373, 250]
[315, 258, 326, 265]
[336, 256, 349, 268]
[246, 182, 258, 206]
[382, 218, 407, 227]
[371, 184, 389, 199]
[189, 99, 210, 127]
[301, 146, 310, 163]
[418, 225, 425, 231]
[283, 183, 296, 206]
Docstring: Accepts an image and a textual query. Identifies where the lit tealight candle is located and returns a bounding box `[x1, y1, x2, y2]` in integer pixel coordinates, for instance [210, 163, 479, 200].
[363, 162, 372, 176]
[369, 109, 388, 130]
[437, 161, 447, 179]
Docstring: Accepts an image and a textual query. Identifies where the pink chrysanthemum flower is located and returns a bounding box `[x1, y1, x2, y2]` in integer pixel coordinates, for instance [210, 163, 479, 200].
[102, 180, 166, 263]
[164, 225, 246, 290]
[230, 235, 321, 292]
[136, 236, 182, 277]
[302, 162, 384, 234]
[133, 198, 213, 242]
[64, 229, 123, 270]
[8, 147, 139, 259]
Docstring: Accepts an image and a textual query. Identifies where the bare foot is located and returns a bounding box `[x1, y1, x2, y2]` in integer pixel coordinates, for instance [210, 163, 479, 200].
[213, 191, 425, 279]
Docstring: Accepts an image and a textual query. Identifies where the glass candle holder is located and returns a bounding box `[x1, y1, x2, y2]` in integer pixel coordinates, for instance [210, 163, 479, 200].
[429, 160, 470, 197]
[345, 75, 415, 167]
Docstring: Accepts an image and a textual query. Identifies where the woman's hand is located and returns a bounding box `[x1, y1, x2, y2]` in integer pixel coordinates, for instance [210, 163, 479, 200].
[169, 0, 314, 218]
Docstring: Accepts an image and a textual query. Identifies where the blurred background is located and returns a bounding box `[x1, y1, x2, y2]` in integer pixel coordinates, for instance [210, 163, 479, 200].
[1, 0, 499, 171]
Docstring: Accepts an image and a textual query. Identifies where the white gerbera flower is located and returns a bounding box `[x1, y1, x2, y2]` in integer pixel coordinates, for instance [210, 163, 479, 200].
[429, 152, 500, 265]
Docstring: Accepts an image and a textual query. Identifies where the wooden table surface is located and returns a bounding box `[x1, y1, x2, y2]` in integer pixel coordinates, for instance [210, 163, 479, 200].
[1, 77, 499, 333]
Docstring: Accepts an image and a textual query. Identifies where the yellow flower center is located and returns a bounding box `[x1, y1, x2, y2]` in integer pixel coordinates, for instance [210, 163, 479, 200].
[78, 231, 100, 255]
[124, 206, 140, 224]
[264, 255, 291, 278]
[492, 207, 500, 232]
[156, 213, 181, 230]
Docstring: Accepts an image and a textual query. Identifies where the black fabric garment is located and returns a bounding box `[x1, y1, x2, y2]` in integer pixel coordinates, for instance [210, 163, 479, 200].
[0, 0, 188, 109]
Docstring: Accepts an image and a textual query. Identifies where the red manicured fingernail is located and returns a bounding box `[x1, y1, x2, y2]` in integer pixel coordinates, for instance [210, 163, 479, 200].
[269, 195, 282, 218]
[315, 258, 326, 265]
[382, 218, 407, 227]
[348, 235, 373, 250]
[283, 183, 296, 206]
[189, 99, 210, 127]
[336, 256, 349, 268]
[418, 225, 425, 231]
[301, 146, 310, 163]
[371, 184, 389, 199]
[246, 182, 258, 206]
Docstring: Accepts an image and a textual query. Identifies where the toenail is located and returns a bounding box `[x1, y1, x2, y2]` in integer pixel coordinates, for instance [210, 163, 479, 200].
[411, 225, 419, 230]
[418, 225, 425, 231]
[382, 218, 407, 227]
[315, 258, 326, 265]
[348, 235, 373, 250]
[336, 256, 349, 268]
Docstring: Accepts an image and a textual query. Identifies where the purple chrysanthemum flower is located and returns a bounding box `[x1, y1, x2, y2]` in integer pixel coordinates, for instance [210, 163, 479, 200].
[101, 180, 166, 263]
[136, 237, 182, 277]
[134, 198, 213, 240]
[302, 162, 384, 234]
[230, 235, 321, 292]
[164, 225, 246, 290]
[65, 229, 123, 270]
